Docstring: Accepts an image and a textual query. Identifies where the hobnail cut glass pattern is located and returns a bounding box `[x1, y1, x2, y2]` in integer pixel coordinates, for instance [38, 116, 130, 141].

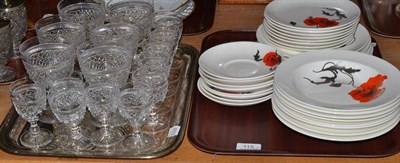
[11, 84, 46, 122]
[107, 1, 154, 40]
[85, 83, 119, 123]
[91, 23, 139, 53]
[48, 79, 86, 126]
[58, 2, 105, 47]
[50, 91, 86, 125]
[118, 87, 151, 121]
[59, 3, 105, 28]
[79, 46, 132, 86]
[21, 44, 75, 88]
[37, 22, 86, 53]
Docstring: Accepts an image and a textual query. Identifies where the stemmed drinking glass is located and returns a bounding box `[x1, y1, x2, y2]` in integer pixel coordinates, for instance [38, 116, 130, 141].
[0, 0, 27, 56]
[57, 0, 106, 49]
[19, 42, 75, 89]
[19, 40, 75, 124]
[48, 78, 92, 150]
[131, 68, 171, 148]
[150, 12, 183, 53]
[118, 85, 156, 152]
[78, 45, 132, 86]
[35, 14, 86, 56]
[91, 23, 140, 55]
[0, 18, 15, 82]
[79, 45, 132, 128]
[85, 82, 123, 148]
[106, 0, 155, 44]
[139, 72, 181, 148]
[9, 78, 53, 148]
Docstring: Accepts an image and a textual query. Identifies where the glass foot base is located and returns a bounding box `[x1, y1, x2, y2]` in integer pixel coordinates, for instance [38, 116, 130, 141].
[91, 127, 124, 148]
[20, 128, 53, 149]
[123, 133, 155, 153]
[55, 128, 94, 150]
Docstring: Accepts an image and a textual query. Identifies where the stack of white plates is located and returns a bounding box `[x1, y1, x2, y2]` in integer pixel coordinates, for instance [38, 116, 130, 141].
[197, 41, 281, 107]
[256, 0, 374, 56]
[272, 50, 400, 142]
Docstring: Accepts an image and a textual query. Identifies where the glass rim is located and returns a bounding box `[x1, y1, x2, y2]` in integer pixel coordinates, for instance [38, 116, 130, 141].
[106, 0, 154, 12]
[58, 2, 105, 18]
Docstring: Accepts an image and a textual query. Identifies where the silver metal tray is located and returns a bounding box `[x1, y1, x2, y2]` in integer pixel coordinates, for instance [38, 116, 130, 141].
[0, 44, 199, 159]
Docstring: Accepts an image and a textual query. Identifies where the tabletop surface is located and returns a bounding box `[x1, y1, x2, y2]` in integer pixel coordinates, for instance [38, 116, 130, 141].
[0, 1, 400, 163]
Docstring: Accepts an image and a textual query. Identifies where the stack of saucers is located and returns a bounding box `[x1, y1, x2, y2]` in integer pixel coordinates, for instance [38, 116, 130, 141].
[197, 41, 282, 107]
[256, 0, 370, 56]
[272, 49, 400, 142]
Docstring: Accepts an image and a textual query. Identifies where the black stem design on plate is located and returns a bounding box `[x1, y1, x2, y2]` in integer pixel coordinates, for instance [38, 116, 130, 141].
[304, 62, 360, 87]
[322, 8, 347, 20]
[253, 50, 262, 61]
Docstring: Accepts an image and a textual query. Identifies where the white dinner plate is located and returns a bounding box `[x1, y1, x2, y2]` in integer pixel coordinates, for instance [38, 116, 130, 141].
[263, 19, 357, 43]
[264, 0, 360, 30]
[273, 85, 400, 118]
[272, 100, 400, 141]
[339, 24, 371, 52]
[274, 50, 400, 110]
[273, 95, 400, 129]
[262, 27, 354, 51]
[256, 25, 302, 56]
[265, 15, 359, 35]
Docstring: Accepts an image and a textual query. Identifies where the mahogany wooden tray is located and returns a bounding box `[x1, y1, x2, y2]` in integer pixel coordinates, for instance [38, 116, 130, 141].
[182, 0, 216, 35]
[187, 30, 400, 157]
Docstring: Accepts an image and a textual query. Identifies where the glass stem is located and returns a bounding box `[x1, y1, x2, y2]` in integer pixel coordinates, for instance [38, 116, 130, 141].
[12, 43, 21, 58]
[131, 121, 140, 135]
[149, 109, 158, 123]
[70, 124, 83, 140]
[29, 121, 41, 138]
[102, 126, 112, 138]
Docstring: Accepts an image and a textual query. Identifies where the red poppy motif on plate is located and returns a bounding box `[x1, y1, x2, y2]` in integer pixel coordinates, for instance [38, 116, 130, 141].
[253, 50, 281, 70]
[290, 8, 347, 28]
[348, 74, 387, 103]
[303, 17, 339, 28]
[304, 62, 388, 103]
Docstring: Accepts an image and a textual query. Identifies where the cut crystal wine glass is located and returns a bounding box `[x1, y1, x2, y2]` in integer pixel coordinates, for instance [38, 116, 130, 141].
[48, 78, 92, 150]
[106, 0, 155, 43]
[9, 78, 53, 148]
[78, 45, 132, 86]
[118, 85, 156, 153]
[57, 0, 106, 49]
[85, 82, 124, 148]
